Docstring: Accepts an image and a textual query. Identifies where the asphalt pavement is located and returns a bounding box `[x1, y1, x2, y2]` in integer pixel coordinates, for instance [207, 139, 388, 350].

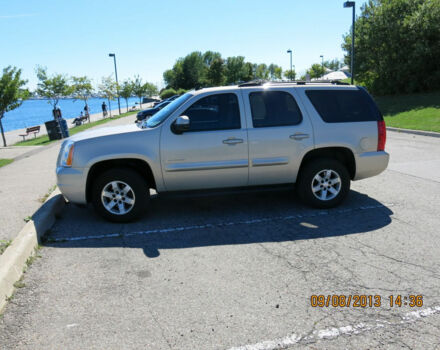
[1, 131, 439, 349]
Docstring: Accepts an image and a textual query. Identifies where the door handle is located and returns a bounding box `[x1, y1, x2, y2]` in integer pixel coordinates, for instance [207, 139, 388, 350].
[223, 138, 244, 145]
[290, 133, 310, 141]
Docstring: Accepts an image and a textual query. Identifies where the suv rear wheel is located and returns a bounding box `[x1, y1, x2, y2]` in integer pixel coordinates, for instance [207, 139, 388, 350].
[92, 168, 149, 222]
[296, 158, 350, 209]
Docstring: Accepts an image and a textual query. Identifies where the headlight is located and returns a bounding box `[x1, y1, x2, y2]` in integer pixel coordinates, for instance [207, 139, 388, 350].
[60, 141, 75, 167]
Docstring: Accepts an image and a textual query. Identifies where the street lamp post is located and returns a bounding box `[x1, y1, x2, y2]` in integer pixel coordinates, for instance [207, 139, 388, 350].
[108, 53, 121, 115]
[287, 49, 293, 81]
[320, 55, 324, 69]
[343, 1, 355, 85]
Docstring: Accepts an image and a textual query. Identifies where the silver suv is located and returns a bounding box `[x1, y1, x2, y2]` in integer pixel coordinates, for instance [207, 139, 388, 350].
[56, 82, 389, 222]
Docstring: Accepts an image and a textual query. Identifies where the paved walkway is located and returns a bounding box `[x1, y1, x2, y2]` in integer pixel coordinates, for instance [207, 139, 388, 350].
[0, 114, 136, 242]
[0, 146, 43, 160]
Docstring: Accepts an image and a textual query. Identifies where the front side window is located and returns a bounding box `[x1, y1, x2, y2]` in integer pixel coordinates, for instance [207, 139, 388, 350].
[145, 93, 193, 128]
[183, 93, 241, 132]
[249, 91, 302, 128]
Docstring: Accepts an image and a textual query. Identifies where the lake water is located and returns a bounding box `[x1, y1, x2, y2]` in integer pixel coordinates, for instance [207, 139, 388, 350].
[1, 97, 140, 132]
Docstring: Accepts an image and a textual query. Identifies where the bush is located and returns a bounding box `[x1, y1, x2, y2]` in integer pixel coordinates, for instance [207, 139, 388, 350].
[160, 88, 177, 99]
[177, 88, 187, 95]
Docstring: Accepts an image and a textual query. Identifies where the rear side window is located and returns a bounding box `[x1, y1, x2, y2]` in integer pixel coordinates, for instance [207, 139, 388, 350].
[183, 93, 241, 132]
[249, 91, 302, 128]
[306, 89, 382, 123]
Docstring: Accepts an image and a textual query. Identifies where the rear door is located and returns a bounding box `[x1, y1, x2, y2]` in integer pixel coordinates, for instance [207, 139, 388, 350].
[241, 88, 314, 186]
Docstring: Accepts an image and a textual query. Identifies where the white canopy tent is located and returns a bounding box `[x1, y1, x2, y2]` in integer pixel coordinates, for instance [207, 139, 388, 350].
[312, 70, 352, 81]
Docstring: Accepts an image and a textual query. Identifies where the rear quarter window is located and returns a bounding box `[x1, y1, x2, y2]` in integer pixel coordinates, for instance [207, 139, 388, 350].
[306, 89, 382, 123]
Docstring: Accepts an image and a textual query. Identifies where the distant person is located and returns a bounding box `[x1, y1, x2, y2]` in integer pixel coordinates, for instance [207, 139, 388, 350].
[84, 104, 90, 122]
[102, 102, 108, 118]
[56, 107, 62, 120]
[72, 111, 84, 126]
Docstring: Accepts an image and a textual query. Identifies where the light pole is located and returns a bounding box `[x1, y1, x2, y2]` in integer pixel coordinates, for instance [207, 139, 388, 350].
[108, 53, 121, 115]
[320, 55, 324, 69]
[287, 49, 293, 81]
[344, 1, 355, 84]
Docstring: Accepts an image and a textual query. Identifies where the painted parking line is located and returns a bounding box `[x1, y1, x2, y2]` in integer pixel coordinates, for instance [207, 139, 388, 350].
[50, 203, 394, 243]
[227, 305, 440, 350]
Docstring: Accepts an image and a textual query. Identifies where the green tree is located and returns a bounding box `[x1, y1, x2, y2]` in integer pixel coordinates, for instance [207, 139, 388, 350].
[36, 66, 73, 111]
[120, 79, 134, 112]
[323, 59, 342, 71]
[163, 69, 176, 89]
[269, 64, 283, 80]
[202, 51, 222, 66]
[307, 64, 325, 79]
[342, 0, 440, 94]
[225, 56, 247, 84]
[71, 76, 93, 118]
[144, 82, 158, 98]
[132, 76, 148, 109]
[242, 62, 256, 82]
[206, 57, 225, 86]
[181, 51, 205, 89]
[98, 76, 117, 117]
[0, 66, 29, 146]
[255, 64, 270, 80]
[284, 69, 296, 81]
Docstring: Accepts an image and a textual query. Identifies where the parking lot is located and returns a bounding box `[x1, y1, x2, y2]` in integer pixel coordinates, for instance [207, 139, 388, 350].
[1, 131, 440, 349]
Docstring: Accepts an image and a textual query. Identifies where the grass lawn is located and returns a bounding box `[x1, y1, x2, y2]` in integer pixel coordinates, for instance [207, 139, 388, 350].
[14, 111, 137, 146]
[375, 91, 440, 133]
[341, 79, 439, 132]
[0, 159, 14, 168]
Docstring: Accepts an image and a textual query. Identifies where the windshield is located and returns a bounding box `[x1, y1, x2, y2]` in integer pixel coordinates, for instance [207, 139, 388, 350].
[143, 93, 193, 128]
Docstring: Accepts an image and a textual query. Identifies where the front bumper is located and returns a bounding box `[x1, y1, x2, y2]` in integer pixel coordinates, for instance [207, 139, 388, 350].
[56, 166, 88, 204]
[354, 151, 390, 180]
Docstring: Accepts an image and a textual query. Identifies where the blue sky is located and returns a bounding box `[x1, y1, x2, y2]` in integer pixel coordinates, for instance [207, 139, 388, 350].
[0, 0, 363, 90]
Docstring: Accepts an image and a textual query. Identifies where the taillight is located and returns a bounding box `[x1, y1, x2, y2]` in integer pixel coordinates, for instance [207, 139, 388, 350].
[377, 120, 386, 151]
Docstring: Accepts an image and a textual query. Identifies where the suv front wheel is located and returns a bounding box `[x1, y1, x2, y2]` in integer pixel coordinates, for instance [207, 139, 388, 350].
[92, 168, 149, 222]
[296, 158, 350, 209]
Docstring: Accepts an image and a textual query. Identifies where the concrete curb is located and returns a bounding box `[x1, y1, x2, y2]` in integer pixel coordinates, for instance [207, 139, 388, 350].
[387, 127, 440, 138]
[0, 188, 65, 313]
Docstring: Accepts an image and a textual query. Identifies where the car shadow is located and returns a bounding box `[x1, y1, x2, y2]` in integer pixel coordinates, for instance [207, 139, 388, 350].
[44, 188, 393, 258]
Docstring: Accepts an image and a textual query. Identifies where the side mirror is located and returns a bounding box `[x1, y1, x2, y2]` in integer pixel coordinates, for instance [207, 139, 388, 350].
[171, 115, 190, 134]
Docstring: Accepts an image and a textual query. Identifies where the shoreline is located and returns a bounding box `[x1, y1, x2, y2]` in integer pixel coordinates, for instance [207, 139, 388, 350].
[1, 105, 148, 147]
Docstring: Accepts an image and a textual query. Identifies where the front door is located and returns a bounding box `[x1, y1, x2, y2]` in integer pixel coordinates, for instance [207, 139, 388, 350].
[160, 92, 249, 191]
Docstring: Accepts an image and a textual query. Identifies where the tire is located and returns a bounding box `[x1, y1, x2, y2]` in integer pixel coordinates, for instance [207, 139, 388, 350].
[92, 168, 149, 222]
[296, 158, 350, 209]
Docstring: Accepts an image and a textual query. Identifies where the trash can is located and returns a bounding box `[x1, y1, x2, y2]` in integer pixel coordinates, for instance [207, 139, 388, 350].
[45, 120, 62, 141]
[59, 118, 69, 138]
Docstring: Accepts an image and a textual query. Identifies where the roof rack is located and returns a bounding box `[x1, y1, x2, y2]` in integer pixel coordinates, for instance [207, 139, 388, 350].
[238, 79, 351, 87]
[237, 80, 268, 87]
[311, 79, 350, 85]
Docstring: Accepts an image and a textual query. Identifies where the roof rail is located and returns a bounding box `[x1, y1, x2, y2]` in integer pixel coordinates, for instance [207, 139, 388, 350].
[237, 79, 351, 88]
[307, 79, 350, 85]
[237, 80, 267, 87]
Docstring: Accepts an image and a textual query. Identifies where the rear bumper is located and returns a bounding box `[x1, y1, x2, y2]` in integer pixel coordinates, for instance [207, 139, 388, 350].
[56, 166, 88, 204]
[354, 151, 389, 180]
